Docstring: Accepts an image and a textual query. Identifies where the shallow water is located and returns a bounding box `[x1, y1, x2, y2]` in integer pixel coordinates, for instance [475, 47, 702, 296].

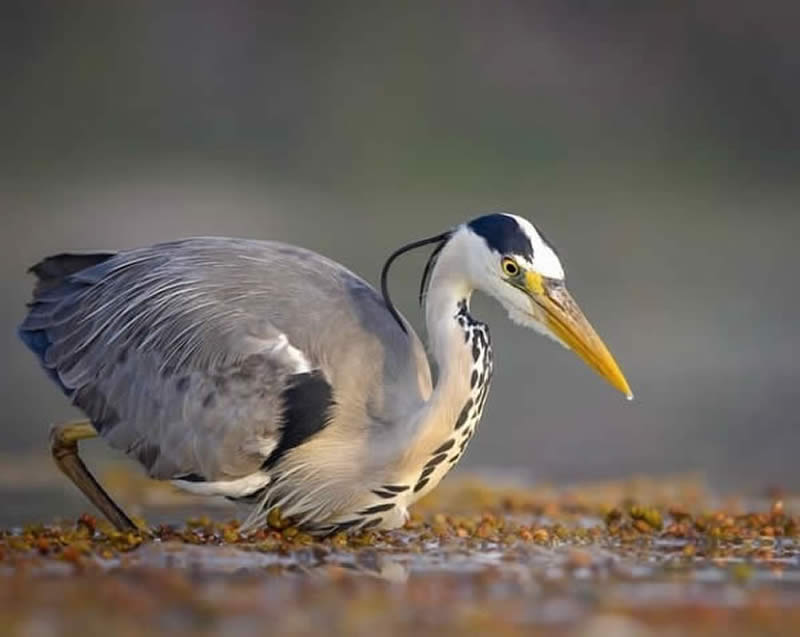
[1, 475, 799, 636]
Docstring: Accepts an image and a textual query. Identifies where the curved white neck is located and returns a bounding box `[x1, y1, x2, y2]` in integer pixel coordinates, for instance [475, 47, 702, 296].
[372, 231, 497, 505]
[403, 243, 483, 457]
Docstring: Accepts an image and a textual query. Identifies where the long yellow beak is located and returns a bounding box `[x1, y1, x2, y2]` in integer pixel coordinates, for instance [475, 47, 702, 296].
[526, 272, 633, 399]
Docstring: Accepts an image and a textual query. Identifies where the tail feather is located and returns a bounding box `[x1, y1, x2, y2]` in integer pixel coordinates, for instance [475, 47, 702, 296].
[19, 252, 117, 392]
[28, 252, 116, 295]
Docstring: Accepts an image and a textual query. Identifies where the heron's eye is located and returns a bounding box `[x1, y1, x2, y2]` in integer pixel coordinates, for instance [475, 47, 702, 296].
[501, 257, 520, 277]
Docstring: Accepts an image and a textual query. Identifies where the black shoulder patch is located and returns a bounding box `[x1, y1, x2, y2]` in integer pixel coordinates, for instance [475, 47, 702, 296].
[467, 213, 533, 260]
[262, 370, 335, 469]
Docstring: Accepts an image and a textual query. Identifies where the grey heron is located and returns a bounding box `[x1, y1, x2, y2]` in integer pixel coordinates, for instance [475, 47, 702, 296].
[18, 213, 631, 534]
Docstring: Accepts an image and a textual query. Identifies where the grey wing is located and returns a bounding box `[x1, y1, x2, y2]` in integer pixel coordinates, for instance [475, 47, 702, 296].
[19, 237, 431, 487]
[17, 240, 347, 483]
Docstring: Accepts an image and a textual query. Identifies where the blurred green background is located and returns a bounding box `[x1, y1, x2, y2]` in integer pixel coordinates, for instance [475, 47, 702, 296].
[1, 1, 798, 508]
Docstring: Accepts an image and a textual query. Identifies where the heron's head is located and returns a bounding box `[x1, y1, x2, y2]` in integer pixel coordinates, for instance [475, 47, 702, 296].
[447, 213, 632, 399]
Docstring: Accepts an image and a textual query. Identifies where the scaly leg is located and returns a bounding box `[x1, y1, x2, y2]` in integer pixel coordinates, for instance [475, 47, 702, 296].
[50, 420, 139, 533]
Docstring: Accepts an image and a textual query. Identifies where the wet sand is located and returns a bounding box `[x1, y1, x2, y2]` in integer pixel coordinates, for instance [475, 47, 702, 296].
[1, 472, 798, 636]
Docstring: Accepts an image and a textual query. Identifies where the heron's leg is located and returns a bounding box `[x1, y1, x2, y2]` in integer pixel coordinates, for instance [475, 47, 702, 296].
[50, 419, 139, 533]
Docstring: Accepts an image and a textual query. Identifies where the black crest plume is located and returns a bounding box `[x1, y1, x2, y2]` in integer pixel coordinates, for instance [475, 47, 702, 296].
[380, 230, 452, 333]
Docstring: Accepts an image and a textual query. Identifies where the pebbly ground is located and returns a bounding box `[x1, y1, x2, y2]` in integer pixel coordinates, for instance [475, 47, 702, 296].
[0, 469, 798, 636]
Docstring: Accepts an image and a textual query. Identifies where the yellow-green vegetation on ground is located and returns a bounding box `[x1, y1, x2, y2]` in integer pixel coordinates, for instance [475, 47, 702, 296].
[1, 475, 798, 636]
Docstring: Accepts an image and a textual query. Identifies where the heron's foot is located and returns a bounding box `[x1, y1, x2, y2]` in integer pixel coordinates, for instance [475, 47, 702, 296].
[50, 419, 144, 534]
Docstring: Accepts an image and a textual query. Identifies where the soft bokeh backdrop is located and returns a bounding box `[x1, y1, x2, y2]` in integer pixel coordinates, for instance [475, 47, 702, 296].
[2, 2, 798, 519]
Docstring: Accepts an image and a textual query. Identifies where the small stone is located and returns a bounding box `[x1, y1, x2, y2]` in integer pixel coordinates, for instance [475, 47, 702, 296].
[566, 549, 592, 568]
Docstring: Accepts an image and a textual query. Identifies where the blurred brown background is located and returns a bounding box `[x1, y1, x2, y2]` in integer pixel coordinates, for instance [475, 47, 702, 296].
[1, 2, 798, 520]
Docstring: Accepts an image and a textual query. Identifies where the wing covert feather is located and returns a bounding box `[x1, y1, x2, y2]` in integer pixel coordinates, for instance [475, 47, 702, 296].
[19, 238, 431, 481]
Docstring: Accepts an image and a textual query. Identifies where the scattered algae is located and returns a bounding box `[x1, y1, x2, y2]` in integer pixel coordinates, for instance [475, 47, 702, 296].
[1, 474, 798, 636]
